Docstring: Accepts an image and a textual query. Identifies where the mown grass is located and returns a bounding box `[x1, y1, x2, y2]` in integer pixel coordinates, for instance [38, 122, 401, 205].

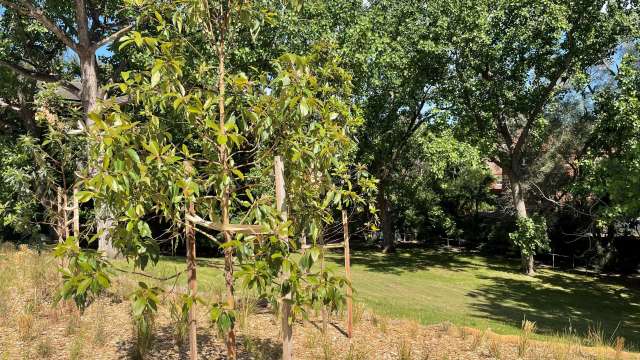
[116, 247, 640, 349]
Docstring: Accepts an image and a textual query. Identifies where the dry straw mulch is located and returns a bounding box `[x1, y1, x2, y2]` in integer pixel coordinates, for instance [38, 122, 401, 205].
[1, 245, 638, 360]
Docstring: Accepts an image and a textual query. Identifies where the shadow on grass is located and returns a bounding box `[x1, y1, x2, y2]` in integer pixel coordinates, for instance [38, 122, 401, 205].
[328, 247, 482, 275]
[468, 270, 640, 346]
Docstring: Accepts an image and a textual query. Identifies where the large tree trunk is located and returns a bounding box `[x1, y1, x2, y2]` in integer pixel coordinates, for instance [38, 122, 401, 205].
[16, 83, 39, 137]
[79, 50, 117, 258]
[74, 0, 117, 257]
[509, 175, 535, 275]
[378, 185, 395, 253]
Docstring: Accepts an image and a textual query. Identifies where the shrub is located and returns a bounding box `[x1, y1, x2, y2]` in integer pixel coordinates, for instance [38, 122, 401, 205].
[509, 215, 550, 258]
[130, 282, 162, 359]
[54, 238, 113, 311]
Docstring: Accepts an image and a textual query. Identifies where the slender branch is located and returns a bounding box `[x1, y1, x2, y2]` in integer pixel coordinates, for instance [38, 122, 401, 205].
[0, 99, 21, 112]
[0, 59, 81, 96]
[0, 0, 77, 51]
[93, 25, 133, 50]
[0, 59, 60, 83]
[113, 266, 187, 282]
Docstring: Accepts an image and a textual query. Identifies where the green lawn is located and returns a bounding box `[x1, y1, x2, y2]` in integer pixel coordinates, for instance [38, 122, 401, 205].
[126, 248, 640, 348]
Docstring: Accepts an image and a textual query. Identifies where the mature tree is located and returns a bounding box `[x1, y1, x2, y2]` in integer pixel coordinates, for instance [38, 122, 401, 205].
[446, 0, 633, 274]
[338, 0, 449, 252]
[390, 128, 494, 242]
[574, 48, 640, 223]
[0, 0, 133, 256]
[0, 7, 73, 135]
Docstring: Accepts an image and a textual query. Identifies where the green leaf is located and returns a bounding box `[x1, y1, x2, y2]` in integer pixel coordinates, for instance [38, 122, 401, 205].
[126, 148, 141, 164]
[217, 134, 228, 145]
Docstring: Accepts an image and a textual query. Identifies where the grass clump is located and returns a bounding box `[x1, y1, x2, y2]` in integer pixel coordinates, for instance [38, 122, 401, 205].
[35, 338, 54, 358]
[321, 337, 336, 360]
[133, 310, 156, 359]
[352, 302, 365, 326]
[487, 338, 501, 359]
[69, 336, 85, 360]
[169, 298, 189, 347]
[238, 292, 258, 330]
[470, 329, 486, 351]
[345, 342, 368, 360]
[371, 313, 389, 333]
[614, 336, 625, 359]
[518, 318, 536, 357]
[396, 338, 413, 360]
[16, 312, 34, 340]
[92, 304, 108, 347]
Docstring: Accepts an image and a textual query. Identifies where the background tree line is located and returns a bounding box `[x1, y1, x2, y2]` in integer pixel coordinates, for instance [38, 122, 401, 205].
[1, 0, 639, 277]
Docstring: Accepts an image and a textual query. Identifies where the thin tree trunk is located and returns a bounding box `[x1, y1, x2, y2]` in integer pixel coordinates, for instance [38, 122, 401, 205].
[275, 156, 293, 360]
[342, 209, 353, 338]
[56, 187, 64, 242]
[62, 188, 69, 240]
[72, 186, 80, 243]
[378, 186, 394, 253]
[217, 36, 237, 359]
[185, 197, 198, 360]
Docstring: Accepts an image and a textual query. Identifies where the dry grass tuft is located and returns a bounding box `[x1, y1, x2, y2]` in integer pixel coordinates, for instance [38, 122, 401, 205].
[487, 337, 501, 359]
[518, 319, 536, 357]
[16, 311, 35, 340]
[470, 329, 486, 351]
[35, 338, 54, 358]
[586, 323, 606, 347]
[371, 312, 389, 334]
[320, 336, 336, 360]
[238, 292, 258, 330]
[396, 337, 413, 360]
[345, 342, 368, 360]
[352, 302, 365, 326]
[168, 297, 189, 346]
[614, 336, 625, 359]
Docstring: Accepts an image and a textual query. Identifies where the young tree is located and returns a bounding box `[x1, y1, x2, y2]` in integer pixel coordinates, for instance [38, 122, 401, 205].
[63, 2, 374, 360]
[446, 0, 633, 274]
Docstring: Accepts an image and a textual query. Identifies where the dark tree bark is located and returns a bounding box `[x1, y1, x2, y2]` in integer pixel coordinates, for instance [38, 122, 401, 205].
[378, 185, 395, 253]
[506, 162, 535, 275]
[15, 82, 39, 137]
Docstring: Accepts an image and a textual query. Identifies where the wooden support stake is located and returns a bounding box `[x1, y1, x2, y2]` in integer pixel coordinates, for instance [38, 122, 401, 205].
[185, 198, 198, 360]
[342, 209, 353, 338]
[184, 161, 198, 360]
[275, 156, 293, 360]
[319, 230, 328, 335]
